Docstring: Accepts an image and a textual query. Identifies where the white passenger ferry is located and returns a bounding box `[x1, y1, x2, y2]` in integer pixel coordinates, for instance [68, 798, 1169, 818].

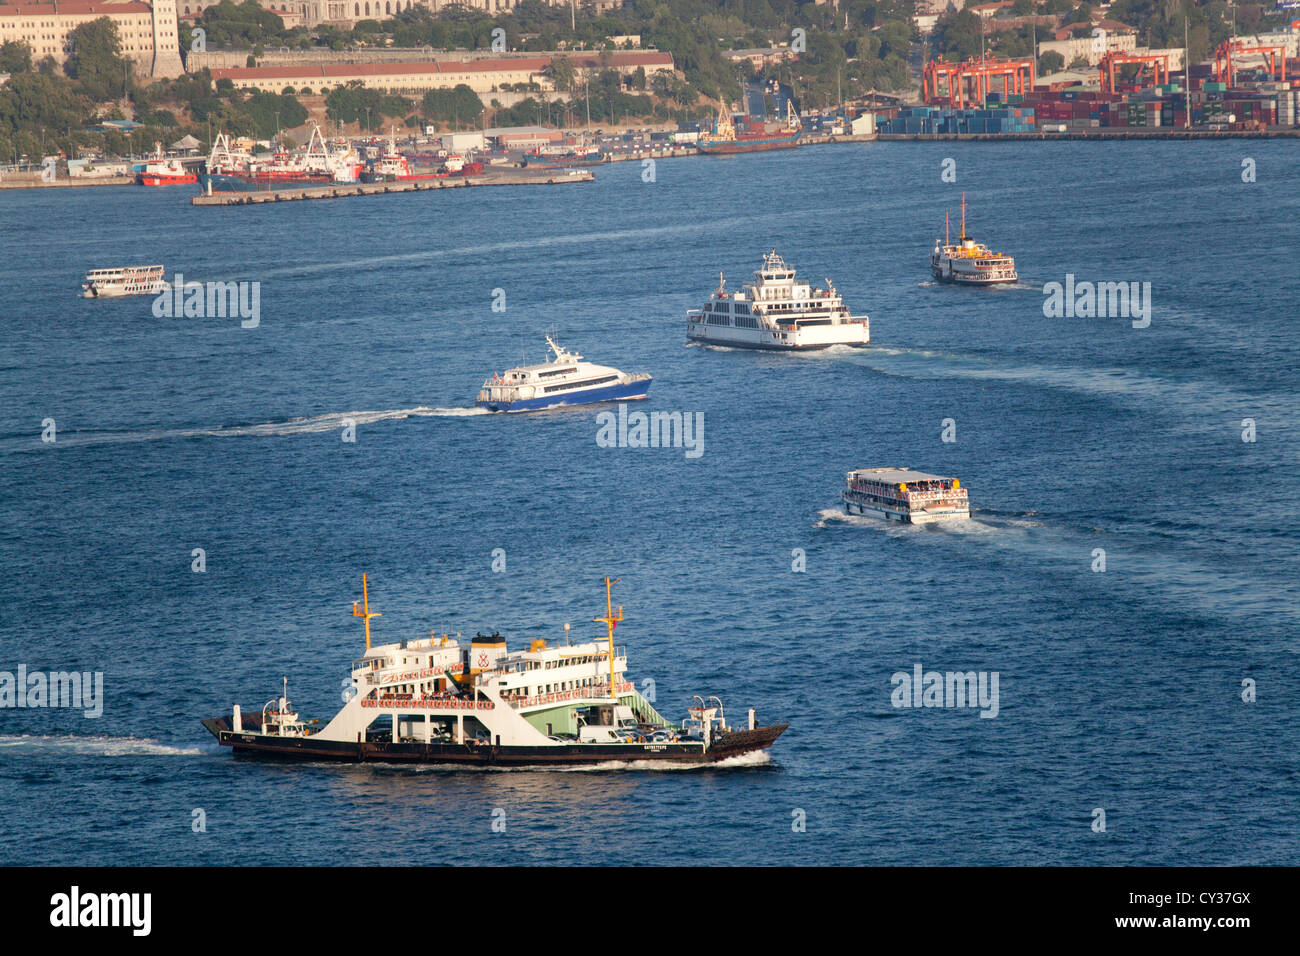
[81, 265, 167, 298]
[203, 576, 788, 767]
[842, 468, 970, 523]
[476, 337, 651, 412]
[686, 251, 869, 350]
[930, 194, 1017, 285]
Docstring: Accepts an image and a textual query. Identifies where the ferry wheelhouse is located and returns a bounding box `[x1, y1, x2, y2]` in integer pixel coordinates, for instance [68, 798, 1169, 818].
[687, 251, 869, 350]
[81, 265, 167, 299]
[842, 468, 970, 523]
[476, 337, 651, 412]
[203, 577, 788, 767]
[930, 193, 1017, 285]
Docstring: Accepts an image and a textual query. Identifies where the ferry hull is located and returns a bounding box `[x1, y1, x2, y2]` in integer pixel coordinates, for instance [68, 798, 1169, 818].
[203, 715, 786, 766]
[687, 330, 868, 351]
[842, 498, 969, 524]
[477, 377, 651, 413]
[930, 266, 1018, 286]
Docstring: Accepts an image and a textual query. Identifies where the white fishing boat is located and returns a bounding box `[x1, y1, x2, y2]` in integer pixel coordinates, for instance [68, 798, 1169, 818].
[476, 337, 651, 412]
[686, 251, 869, 349]
[842, 468, 970, 523]
[81, 265, 167, 299]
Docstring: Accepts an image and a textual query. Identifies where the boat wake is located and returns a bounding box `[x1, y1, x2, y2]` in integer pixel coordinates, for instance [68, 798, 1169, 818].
[394, 750, 776, 773]
[0, 734, 205, 757]
[9, 406, 488, 449]
[840, 346, 1296, 422]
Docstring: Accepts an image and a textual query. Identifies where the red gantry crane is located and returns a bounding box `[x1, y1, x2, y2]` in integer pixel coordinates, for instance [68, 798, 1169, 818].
[923, 55, 1036, 108]
[1213, 40, 1288, 85]
[1099, 50, 1171, 93]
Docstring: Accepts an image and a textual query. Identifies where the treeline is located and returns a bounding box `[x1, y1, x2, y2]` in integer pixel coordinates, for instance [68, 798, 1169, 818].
[0, 17, 312, 163]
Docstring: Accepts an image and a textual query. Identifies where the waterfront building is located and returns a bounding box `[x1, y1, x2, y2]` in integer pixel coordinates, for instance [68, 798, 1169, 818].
[208, 50, 674, 95]
[0, 0, 183, 78]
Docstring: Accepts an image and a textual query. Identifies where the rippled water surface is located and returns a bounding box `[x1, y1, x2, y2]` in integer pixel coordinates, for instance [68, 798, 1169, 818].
[1, 140, 1297, 865]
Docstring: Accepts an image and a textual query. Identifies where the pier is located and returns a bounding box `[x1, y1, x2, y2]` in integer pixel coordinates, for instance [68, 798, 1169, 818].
[190, 166, 592, 206]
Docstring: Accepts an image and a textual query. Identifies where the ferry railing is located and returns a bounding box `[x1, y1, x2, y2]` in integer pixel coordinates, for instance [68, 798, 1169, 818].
[505, 680, 634, 710]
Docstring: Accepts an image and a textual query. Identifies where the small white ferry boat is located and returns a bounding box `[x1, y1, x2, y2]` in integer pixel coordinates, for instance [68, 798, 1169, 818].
[686, 251, 869, 350]
[930, 194, 1017, 285]
[476, 337, 651, 412]
[203, 576, 787, 767]
[81, 265, 167, 299]
[842, 468, 970, 523]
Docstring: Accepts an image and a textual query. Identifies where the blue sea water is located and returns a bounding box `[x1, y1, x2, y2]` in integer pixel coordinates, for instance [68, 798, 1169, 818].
[0, 141, 1297, 866]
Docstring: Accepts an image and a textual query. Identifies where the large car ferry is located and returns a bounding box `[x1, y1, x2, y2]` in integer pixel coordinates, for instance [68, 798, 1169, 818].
[475, 337, 651, 412]
[930, 193, 1017, 285]
[842, 468, 970, 523]
[686, 251, 869, 350]
[81, 264, 167, 298]
[202, 577, 788, 767]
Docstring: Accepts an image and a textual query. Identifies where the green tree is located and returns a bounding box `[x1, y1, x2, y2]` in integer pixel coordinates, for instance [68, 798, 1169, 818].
[420, 84, 484, 127]
[0, 41, 33, 74]
[1038, 50, 1065, 74]
[546, 56, 576, 92]
[65, 18, 132, 102]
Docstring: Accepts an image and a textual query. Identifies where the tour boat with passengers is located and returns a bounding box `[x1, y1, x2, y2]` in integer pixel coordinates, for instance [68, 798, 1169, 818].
[842, 468, 970, 523]
[930, 193, 1017, 285]
[687, 250, 869, 350]
[476, 337, 651, 412]
[202, 577, 788, 767]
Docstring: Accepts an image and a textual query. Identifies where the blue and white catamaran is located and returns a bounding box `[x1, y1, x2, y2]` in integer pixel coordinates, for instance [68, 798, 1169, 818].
[476, 337, 651, 412]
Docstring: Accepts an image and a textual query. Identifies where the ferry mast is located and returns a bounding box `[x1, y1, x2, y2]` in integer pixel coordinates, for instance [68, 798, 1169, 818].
[594, 576, 623, 698]
[352, 573, 382, 650]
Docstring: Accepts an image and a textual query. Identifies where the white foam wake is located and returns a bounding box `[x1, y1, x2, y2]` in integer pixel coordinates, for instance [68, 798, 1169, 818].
[34, 406, 488, 447]
[0, 734, 205, 756]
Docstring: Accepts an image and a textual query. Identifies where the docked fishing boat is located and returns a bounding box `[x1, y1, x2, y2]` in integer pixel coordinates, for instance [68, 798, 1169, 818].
[81, 264, 167, 299]
[202, 576, 788, 767]
[522, 144, 609, 169]
[361, 128, 443, 182]
[476, 337, 651, 412]
[687, 250, 869, 350]
[842, 468, 970, 523]
[136, 153, 196, 186]
[930, 193, 1017, 285]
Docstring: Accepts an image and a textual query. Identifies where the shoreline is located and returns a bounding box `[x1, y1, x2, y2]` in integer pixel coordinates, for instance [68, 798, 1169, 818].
[3, 124, 1294, 195]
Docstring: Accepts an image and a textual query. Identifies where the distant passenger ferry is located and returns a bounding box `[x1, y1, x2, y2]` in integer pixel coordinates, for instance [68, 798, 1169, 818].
[842, 468, 970, 523]
[686, 251, 869, 350]
[476, 337, 651, 412]
[930, 193, 1017, 285]
[81, 265, 167, 299]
